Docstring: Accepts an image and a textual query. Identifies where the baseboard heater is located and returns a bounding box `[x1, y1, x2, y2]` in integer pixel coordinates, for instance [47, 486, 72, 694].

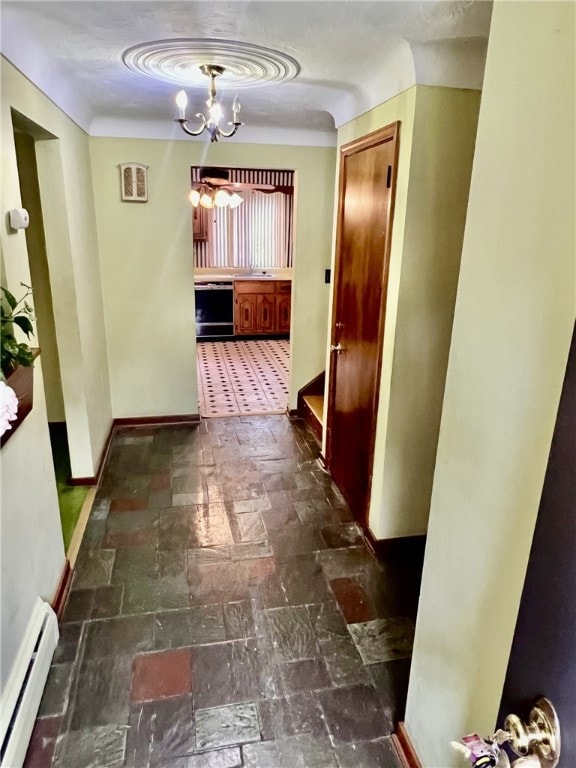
[0, 599, 59, 768]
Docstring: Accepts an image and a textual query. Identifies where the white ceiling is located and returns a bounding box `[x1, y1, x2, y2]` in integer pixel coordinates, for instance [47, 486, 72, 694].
[1, 1, 493, 145]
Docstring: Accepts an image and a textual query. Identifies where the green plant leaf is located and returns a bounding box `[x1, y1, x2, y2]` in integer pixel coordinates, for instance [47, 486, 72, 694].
[12, 315, 34, 337]
[2, 335, 18, 353]
[1, 287, 17, 310]
[16, 344, 34, 367]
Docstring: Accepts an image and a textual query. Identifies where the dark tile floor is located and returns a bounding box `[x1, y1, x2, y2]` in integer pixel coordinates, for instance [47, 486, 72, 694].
[25, 415, 423, 768]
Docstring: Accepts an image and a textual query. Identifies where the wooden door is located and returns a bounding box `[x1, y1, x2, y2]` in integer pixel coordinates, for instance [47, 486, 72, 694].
[327, 123, 399, 527]
[498, 324, 575, 765]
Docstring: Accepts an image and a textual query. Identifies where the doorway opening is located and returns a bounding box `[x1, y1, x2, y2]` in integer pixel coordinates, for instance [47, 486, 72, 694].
[193, 166, 294, 417]
[12, 116, 88, 552]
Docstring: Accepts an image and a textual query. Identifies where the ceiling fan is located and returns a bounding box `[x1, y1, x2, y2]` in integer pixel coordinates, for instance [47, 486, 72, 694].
[190, 167, 277, 208]
[197, 167, 275, 192]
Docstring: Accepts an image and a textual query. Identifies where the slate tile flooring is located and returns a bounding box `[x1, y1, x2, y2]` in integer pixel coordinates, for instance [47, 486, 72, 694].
[25, 415, 423, 768]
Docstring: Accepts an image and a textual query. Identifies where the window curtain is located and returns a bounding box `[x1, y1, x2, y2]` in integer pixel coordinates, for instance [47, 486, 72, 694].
[205, 191, 293, 269]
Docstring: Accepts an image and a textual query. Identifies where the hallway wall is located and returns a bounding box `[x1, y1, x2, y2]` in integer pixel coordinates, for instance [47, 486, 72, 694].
[2, 58, 113, 476]
[405, 2, 575, 765]
[333, 85, 481, 539]
[89, 137, 336, 417]
[1, 56, 112, 698]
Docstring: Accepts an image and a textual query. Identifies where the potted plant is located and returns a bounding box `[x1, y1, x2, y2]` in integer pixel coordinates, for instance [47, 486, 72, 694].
[1, 283, 35, 441]
[1, 283, 35, 377]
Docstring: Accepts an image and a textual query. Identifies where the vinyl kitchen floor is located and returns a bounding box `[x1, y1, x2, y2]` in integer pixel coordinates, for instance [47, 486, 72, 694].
[25, 416, 424, 768]
[197, 339, 290, 417]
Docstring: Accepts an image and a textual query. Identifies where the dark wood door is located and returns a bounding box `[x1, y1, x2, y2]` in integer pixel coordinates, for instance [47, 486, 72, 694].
[498, 324, 576, 765]
[327, 123, 399, 526]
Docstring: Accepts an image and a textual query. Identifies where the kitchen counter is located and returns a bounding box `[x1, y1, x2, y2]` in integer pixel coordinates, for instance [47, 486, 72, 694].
[194, 270, 293, 283]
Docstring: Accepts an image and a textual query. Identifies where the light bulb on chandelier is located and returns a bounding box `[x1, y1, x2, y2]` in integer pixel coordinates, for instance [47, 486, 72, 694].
[189, 186, 243, 210]
[175, 65, 243, 142]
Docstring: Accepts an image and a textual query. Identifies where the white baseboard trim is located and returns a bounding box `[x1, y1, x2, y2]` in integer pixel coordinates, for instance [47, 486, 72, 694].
[0, 599, 59, 768]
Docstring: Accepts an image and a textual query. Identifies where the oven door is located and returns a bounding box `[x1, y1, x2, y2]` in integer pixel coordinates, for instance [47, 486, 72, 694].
[195, 282, 234, 338]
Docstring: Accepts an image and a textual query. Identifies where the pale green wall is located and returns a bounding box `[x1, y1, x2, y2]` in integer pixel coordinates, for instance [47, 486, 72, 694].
[0, 365, 65, 692]
[1, 58, 112, 476]
[1, 56, 112, 694]
[333, 85, 480, 539]
[371, 86, 480, 538]
[14, 131, 66, 422]
[89, 138, 336, 417]
[405, 3, 575, 765]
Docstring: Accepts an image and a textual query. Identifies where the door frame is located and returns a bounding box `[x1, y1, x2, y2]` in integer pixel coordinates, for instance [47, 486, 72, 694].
[326, 121, 400, 527]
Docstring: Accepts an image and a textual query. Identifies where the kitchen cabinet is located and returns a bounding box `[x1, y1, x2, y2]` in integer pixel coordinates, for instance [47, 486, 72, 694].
[192, 205, 209, 242]
[234, 280, 291, 336]
[275, 281, 292, 334]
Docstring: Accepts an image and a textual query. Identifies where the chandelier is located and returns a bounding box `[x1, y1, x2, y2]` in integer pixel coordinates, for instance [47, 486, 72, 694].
[189, 185, 243, 210]
[175, 65, 242, 142]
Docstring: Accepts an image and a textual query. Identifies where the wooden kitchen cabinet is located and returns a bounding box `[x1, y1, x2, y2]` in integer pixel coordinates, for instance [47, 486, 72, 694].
[236, 294, 257, 333]
[192, 205, 209, 242]
[276, 281, 292, 333]
[234, 280, 291, 336]
[256, 294, 276, 334]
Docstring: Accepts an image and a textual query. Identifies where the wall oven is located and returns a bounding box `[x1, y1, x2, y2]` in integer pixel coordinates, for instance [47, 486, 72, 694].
[195, 281, 234, 338]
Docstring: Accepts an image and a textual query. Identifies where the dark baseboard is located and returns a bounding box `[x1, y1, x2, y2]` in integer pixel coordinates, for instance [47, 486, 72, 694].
[68, 476, 98, 486]
[113, 414, 201, 428]
[364, 528, 427, 561]
[392, 722, 422, 768]
[68, 421, 115, 487]
[51, 560, 73, 620]
[287, 408, 301, 419]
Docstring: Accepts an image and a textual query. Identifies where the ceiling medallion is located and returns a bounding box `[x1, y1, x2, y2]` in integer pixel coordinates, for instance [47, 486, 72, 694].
[122, 38, 300, 89]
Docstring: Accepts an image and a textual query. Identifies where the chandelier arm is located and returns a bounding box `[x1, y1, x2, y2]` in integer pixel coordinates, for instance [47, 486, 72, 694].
[217, 122, 243, 139]
[173, 65, 243, 141]
[175, 114, 208, 136]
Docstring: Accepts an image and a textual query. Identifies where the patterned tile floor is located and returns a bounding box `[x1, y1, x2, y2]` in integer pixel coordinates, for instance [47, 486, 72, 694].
[25, 416, 423, 768]
[197, 340, 290, 417]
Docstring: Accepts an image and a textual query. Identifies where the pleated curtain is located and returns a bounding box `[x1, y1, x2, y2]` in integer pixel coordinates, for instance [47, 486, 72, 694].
[193, 167, 294, 269]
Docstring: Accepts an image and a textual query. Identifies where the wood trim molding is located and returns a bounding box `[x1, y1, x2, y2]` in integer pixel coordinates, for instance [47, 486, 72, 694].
[51, 560, 73, 620]
[69, 421, 115, 486]
[392, 722, 423, 768]
[66, 487, 97, 568]
[1, 349, 40, 448]
[113, 414, 201, 428]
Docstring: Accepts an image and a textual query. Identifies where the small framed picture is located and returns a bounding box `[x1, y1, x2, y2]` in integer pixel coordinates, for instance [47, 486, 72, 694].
[119, 163, 148, 202]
